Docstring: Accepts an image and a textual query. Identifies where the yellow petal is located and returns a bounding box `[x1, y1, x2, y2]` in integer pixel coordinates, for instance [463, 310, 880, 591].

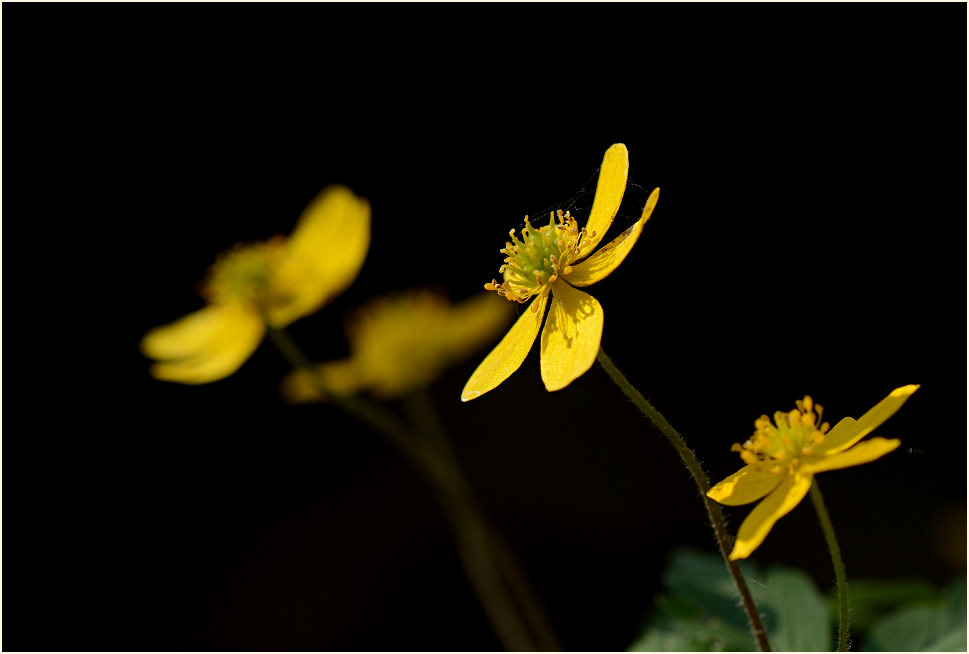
[580, 143, 629, 255]
[707, 464, 784, 506]
[820, 384, 919, 454]
[730, 471, 813, 560]
[461, 295, 548, 401]
[268, 185, 371, 327]
[539, 281, 604, 392]
[565, 187, 659, 287]
[279, 360, 362, 403]
[805, 437, 901, 474]
[817, 417, 860, 454]
[142, 305, 265, 384]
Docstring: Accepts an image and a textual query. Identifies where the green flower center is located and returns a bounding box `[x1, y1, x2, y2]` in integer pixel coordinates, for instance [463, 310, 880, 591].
[203, 237, 287, 309]
[484, 210, 594, 303]
[732, 396, 831, 472]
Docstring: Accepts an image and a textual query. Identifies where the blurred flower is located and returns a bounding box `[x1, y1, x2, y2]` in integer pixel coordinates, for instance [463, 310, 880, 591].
[281, 289, 512, 401]
[141, 186, 370, 384]
[708, 385, 919, 560]
[462, 143, 659, 400]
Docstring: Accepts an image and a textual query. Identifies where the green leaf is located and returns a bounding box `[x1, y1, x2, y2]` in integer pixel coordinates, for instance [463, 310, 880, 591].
[662, 547, 760, 632]
[867, 606, 953, 651]
[865, 580, 967, 652]
[839, 578, 939, 632]
[630, 549, 833, 652]
[751, 568, 831, 652]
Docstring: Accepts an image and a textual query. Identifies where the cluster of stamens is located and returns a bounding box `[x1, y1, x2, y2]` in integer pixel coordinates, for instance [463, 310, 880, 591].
[484, 210, 594, 308]
[732, 396, 831, 473]
[201, 236, 287, 309]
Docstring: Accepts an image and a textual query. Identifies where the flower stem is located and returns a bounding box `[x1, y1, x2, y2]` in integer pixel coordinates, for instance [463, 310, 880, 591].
[596, 347, 771, 652]
[402, 390, 562, 652]
[809, 479, 849, 652]
[267, 326, 555, 651]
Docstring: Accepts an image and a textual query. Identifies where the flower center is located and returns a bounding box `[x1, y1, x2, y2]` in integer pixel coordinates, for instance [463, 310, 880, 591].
[732, 396, 831, 473]
[202, 237, 288, 310]
[484, 210, 594, 305]
[350, 291, 452, 395]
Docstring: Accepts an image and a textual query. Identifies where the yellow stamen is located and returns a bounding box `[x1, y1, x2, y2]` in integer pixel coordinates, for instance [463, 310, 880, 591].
[485, 209, 586, 303]
[732, 395, 832, 468]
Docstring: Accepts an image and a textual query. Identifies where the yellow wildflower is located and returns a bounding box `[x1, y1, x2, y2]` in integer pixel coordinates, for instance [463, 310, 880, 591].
[708, 385, 919, 560]
[141, 185, 371, 384]
[461, 143, 659, 400]
[281, 289, 512, 401]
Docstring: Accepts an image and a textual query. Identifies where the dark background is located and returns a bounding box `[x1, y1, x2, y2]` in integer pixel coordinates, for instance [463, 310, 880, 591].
[7, 6, 965, 652]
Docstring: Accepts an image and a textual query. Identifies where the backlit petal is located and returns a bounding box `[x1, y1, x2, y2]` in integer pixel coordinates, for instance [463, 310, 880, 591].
[707, 464, 784, 506]
[730, 471, 813, 560]
[804, 437, 901, 474]
[819, 385, 919, 454]
[461, 295, 548, 401]
[566, 187, 659, 287]
[580, 143, 629, 255]
[269, 185, 371, 327]
[539, 281, 604, 392]
[816, 417, 860, 455]
[142, 305, 265, 384]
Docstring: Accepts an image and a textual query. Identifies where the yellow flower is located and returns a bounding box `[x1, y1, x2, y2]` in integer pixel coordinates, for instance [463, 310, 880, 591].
[281, 289, 512, 401]
[461, 143, 659, 401]
[141, 185, 371, 384]
[708, 385, 919, 560]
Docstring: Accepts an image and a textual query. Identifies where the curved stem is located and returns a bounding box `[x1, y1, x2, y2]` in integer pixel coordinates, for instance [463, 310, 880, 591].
[809, 479, 849, 652]
[267, 326, 552, 651]
[596, 347, 771, 652]
[402, 390, 562, 652]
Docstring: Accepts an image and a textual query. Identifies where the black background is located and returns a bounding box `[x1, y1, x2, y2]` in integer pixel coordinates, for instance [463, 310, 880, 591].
[6, 6, 966, 652]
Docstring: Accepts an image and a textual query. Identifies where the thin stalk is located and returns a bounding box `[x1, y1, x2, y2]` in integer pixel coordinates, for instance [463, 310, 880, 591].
[596, 347, 771, 652]
[809, 479, 849, 652]
[267, 326, 548, 651]
[402, 390, 562, 652]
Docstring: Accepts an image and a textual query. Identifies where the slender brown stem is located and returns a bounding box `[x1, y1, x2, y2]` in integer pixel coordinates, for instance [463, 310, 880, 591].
[267, 326, 553, 651]
[596, 347, 771, 652]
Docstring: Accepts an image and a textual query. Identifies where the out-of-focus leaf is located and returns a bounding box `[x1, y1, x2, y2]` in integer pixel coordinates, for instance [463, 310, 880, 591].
[662, 548, 761, 632]
[942, 578, 967, 614]
[629, 614, 757, 652]
[751, 568, 830, 652]
[839, 578, 939, 632]
[865, 579, 968, 652]
[924, 625, 968, 652]
[867, 606, 953, 651]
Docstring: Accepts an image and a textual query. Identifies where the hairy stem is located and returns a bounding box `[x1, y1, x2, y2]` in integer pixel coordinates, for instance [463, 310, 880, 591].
[596, 346, 771, 652]
[809, 479, 850, 651]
